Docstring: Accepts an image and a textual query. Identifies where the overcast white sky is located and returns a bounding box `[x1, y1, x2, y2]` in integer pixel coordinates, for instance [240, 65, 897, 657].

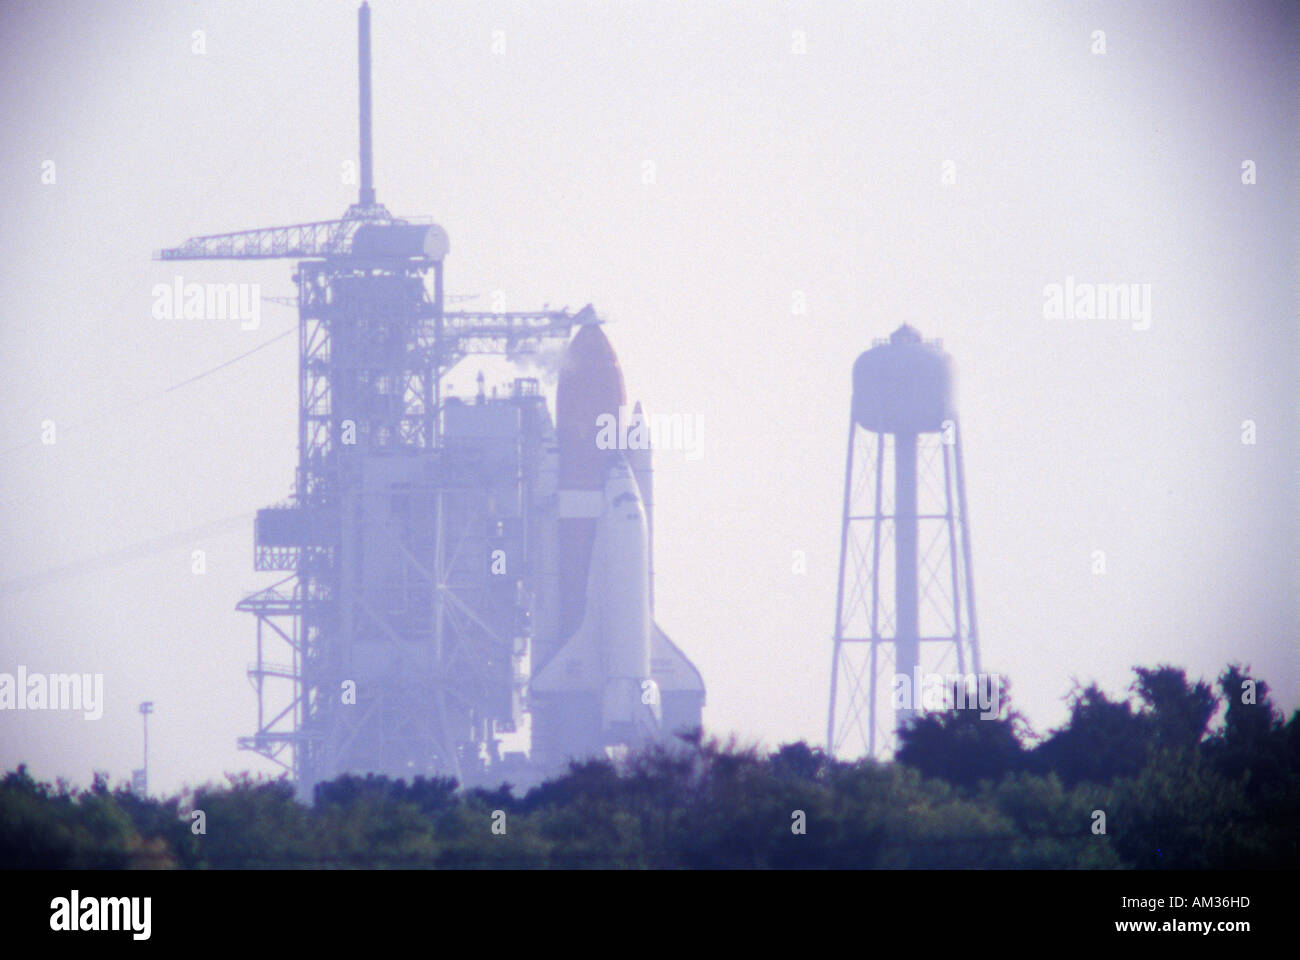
[0, 0, 1295, 795]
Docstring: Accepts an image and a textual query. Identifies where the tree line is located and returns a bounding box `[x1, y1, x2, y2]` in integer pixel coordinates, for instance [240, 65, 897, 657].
[2, 663, 1296, 868]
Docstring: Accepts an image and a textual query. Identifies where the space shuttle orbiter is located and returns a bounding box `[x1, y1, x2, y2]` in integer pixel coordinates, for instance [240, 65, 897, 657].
[530, 320, 704, 757]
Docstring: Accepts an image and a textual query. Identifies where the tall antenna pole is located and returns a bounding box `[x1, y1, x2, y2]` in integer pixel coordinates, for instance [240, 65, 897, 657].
[358, 2, 376, 206]
[138, 701, 153, 796]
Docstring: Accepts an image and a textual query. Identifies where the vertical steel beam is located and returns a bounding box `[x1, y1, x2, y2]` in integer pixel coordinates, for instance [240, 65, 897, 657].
[358, 3, 376, 207]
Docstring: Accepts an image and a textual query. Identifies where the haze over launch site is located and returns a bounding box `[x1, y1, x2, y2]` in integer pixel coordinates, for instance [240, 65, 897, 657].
[0, 1, 1295, 796]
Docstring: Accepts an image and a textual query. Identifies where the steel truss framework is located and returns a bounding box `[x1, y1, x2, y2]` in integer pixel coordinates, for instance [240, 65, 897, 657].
[157, 4, 590, 797]
[236, 250, 580, 796]
[827, 420, 980, 760]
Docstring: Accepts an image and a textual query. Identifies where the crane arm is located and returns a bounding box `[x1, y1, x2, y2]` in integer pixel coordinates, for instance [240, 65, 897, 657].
[154, 215, 393, 261]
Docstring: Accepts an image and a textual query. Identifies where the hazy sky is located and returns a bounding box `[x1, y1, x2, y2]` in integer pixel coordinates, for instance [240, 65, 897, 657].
[0, 0, 1295, 795]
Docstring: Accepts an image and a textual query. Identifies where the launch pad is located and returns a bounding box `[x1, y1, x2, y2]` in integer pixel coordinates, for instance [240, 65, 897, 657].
[158, 4, 703, 797]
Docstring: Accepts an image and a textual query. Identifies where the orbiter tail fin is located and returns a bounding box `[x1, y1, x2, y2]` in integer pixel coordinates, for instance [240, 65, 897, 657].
[650, 622, 705, 697]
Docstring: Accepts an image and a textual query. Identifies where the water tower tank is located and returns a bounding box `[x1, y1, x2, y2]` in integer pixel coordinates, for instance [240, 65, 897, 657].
[851, 324, 955, 434]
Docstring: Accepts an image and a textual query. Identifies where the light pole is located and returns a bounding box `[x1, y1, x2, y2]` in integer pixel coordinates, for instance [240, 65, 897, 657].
[134, 702, 154, 796]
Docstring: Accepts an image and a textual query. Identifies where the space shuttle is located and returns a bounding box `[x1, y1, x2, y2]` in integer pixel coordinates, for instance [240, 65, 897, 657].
[530, 320, 704, 758]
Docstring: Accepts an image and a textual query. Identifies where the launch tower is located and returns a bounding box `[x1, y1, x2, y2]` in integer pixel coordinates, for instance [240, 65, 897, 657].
[157, 5, 702, 797]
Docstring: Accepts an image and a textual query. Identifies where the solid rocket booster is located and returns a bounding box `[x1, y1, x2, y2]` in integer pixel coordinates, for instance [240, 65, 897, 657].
[626, 401, 653, 610]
